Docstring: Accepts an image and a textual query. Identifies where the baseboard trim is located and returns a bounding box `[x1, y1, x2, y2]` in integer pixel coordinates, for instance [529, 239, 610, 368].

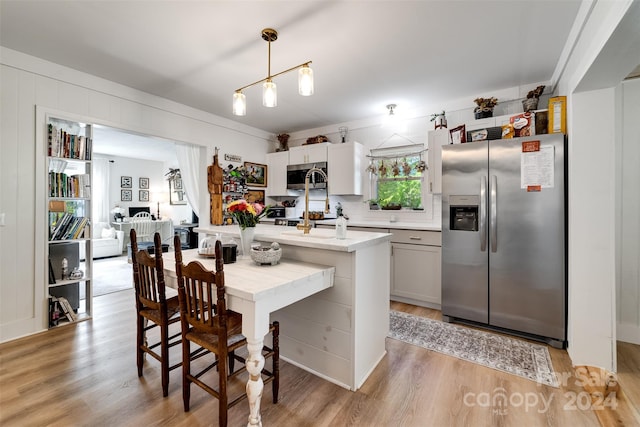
[616, 322, 640, 345]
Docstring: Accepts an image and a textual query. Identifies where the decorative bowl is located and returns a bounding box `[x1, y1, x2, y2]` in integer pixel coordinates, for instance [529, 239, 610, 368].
[250, 242, 282, 266]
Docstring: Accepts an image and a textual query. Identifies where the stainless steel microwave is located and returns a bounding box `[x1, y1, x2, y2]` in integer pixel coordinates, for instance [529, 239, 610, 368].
[286, 162, 328, 190]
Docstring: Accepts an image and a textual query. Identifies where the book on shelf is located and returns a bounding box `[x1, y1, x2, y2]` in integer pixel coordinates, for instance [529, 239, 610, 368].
[48, 172, 90, 198]
[53, 296, 77, 322]
[48, 124, 92, 160]
[49, 213, 88, 241]
[49, 296, 61, 327]
[48, 259, 56, 284]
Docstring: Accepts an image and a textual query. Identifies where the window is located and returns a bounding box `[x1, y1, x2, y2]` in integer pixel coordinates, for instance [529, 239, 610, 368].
[368, 144, 426, 209]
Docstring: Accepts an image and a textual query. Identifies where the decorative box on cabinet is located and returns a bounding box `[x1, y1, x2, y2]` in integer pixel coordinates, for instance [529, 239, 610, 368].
[289, 142, 329, 165]
[390, 229, 441, 309]
[266, 151, 290, 197]
[328, 141, 363, 195]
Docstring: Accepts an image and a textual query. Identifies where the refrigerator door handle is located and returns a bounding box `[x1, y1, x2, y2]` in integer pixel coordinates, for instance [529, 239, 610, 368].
[490, 175, 497, 252]
[480, 176, 487, 252]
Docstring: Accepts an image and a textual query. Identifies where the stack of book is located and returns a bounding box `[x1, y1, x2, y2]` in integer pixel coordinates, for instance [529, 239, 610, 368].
[49, 213, 89, 241]
[48, 124, 92, 160]
[49, 172, 91, 198]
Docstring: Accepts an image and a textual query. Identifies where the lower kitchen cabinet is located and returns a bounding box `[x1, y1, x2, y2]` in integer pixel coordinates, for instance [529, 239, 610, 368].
[390, 230, 441, 309]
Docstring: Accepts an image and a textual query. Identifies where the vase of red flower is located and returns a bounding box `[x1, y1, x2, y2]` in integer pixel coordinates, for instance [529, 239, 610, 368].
[226, 199, 269, 257]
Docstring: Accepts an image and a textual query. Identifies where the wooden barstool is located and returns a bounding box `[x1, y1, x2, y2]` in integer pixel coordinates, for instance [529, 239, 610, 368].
[130, 230, 181, 396]
[173, 235, 279, 427]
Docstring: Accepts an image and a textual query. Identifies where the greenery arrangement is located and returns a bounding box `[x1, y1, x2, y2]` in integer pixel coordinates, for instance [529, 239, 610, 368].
[526, 85, 545, 99]
[473, 97, 498, 112]
[429, 111, 446, 122]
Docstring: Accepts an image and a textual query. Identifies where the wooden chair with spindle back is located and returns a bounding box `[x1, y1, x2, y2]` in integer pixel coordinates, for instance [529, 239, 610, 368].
[173, 235, 279, 427]
[130, 230, 181, 397]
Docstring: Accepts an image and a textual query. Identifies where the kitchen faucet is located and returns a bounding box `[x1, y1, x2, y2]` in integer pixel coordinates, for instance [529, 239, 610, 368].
[297, 166, 329, 234]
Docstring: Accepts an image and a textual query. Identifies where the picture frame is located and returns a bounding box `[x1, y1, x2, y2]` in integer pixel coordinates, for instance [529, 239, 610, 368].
[121, 189, 132, 202]
[169, 179, 187, 205]
[121, 176, 132, 188]
[246, 189, 265, 205]
[244, 162, 267, 187]
[450, 125, 466, 144]
[139, 177, 149, 189]
[139, 190, 149, 202]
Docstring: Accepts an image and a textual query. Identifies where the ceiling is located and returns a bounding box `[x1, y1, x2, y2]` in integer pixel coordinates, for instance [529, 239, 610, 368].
[1, 0, 584, 137]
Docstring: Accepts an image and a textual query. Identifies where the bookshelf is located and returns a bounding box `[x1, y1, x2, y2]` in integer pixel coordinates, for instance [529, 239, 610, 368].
[46, 116, 93, 328]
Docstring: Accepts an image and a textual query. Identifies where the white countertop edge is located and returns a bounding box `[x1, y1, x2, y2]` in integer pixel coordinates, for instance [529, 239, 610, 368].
[314, 219, 442, 232]
[194, 224, 392, 252]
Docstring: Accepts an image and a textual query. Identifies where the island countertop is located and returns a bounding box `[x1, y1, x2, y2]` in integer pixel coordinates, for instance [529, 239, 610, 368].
[194, 224, 392, 252]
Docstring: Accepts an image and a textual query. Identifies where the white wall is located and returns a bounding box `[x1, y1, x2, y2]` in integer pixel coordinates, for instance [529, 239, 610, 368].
[0, 48, 271, 342]
[555, 0, 640, 371]
[96, 154, 193, 224]
[617, 78, 640, 344]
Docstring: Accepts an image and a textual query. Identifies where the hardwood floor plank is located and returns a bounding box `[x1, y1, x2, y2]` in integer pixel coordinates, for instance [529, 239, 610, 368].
[2, 293, 635, 426]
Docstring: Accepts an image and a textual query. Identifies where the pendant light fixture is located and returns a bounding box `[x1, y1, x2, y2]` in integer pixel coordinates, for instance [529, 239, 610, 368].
[233, 28, 314, 116]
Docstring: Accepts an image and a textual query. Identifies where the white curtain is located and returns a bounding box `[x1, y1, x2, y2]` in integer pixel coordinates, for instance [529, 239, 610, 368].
[175, 144, 200, 217]
[92, 157, 110, 223]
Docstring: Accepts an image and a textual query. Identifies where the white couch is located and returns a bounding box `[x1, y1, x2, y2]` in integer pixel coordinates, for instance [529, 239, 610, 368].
[79, 222, 124, 259]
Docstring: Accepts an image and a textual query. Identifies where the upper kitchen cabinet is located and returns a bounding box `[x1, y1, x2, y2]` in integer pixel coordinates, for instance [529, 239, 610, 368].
[266, 151, 290, 197]
[427, 129, 449, 194]
[328, 141, 363, 195]
[289, 142, 329, 165]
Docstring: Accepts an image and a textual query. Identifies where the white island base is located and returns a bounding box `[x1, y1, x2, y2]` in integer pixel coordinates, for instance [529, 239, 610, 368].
[196, 225, 392, 392]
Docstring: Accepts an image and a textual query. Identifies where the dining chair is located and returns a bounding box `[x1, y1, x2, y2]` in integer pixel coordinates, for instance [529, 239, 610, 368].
[130, 230, 182, 397]
[173, 235, 279, 427]
[131, 211, 154, 243]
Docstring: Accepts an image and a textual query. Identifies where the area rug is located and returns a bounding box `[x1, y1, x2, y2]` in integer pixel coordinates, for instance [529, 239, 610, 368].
[86, 255, 133, 297]
[388, 310, 559, 387]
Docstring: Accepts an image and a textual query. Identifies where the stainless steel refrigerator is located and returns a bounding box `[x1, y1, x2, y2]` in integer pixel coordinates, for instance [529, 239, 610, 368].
[441, 134, 566, 348]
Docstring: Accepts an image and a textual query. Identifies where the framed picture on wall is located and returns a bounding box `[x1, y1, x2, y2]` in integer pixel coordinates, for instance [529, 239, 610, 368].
[169, 179, 187, 205]
[121, 176, 132, 188]
[246, 189, 265, 204]
[139, 177, 149, 189]
[244, 162, 267, 187]
[121, 189, 132, 202]
[139, 190, 149, 202]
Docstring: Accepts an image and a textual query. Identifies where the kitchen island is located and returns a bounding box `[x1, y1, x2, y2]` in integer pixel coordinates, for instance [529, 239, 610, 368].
[195, 224, 392, 392]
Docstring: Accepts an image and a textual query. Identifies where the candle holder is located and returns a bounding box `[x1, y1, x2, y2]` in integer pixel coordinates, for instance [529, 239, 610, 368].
[339, 126, 348, 143]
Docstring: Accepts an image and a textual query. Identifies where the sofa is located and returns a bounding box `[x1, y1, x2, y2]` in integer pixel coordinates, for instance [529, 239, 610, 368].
[79, 222, 124, 259]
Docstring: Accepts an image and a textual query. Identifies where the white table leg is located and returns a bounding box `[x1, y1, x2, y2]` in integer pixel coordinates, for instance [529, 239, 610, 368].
[245, 338, 265, 427]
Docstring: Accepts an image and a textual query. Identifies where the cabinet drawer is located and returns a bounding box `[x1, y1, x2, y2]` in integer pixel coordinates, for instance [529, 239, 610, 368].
[349, 226, 389, 233]
[390, 229, 441, 246]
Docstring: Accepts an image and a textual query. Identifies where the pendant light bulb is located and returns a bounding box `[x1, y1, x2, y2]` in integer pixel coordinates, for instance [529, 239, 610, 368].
[298, 64, 314, 96]
[263, 80, 277, 107]
[233, 91, 246, 116]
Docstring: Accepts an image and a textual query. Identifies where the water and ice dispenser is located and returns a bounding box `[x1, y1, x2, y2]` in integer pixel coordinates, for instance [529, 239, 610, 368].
[449, 195, 479, 232]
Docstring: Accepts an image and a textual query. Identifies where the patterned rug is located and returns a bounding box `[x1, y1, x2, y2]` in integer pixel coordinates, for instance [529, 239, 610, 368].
[388, 310, 559, 387]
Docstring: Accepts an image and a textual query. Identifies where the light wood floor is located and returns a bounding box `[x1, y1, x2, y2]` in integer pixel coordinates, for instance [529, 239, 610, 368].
[1, 290, 637, 426]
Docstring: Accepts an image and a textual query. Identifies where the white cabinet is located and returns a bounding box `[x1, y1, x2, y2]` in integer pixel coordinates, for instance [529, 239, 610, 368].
[266, 151, 290, 197]
[427, 129, 449, 194]
[289, 142, 329, 165]
[328, 141, 363, 195]
[390, 229, 441, 309]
